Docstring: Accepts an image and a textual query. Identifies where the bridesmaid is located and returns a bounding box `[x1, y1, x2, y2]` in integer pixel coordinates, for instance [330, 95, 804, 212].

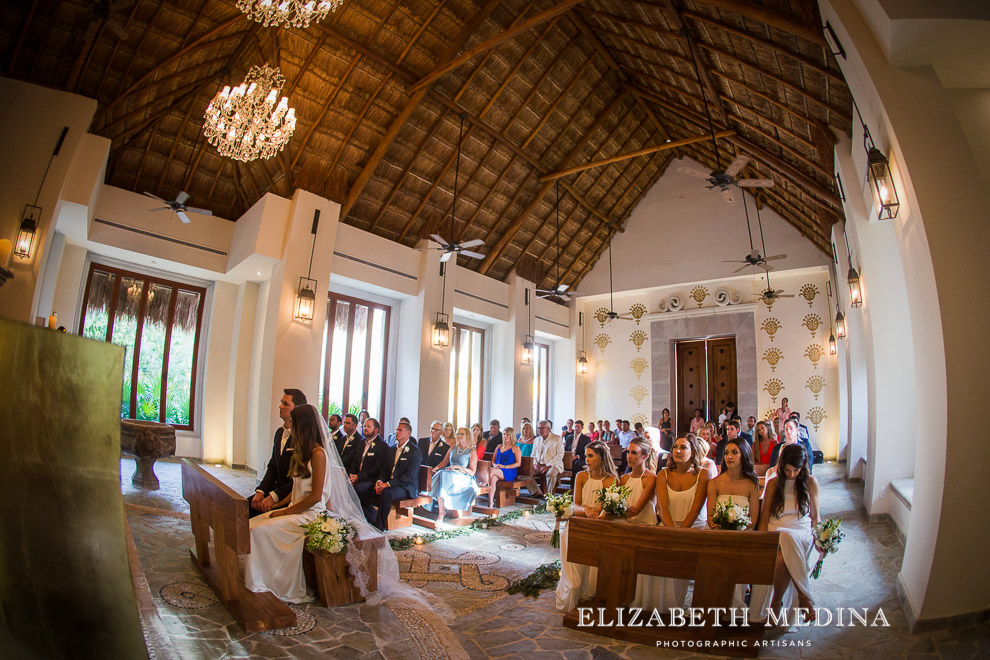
[754, 444, 820, 621]
[619, 437, 657, 524]
[424, 427, 480, 528]
[555, 441, 618, 611]
[487, 430, 521, 508]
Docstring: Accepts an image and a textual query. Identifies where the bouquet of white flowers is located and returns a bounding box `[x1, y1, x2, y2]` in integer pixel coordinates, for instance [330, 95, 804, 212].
[545, 492, 573, 548]
[711, 497, 752, 530]
[301, 512, 356, 554]
[596, 483, 632, 516]
[811, 517, 844, 579]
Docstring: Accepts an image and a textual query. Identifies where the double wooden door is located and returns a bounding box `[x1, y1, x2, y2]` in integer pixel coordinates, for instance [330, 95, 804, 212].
[675, 337, 737, 434]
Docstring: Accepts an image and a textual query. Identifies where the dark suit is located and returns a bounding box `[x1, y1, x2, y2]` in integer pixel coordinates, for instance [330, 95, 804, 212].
[251, 427, 294, 518]
[369, 442, 423, 530]
[483, 431, 502, 455]
[329, 428, 345, 452]
[336, 431, 362, 471]
[715, 435, 753, 468]
[769, 438, 814, 474]
[569, 433, 593, 473]
[352, 436, 389, 519]
[563, 431, 575, 452]
[417, 437, 449, 469]
[740, 430, 754, 445]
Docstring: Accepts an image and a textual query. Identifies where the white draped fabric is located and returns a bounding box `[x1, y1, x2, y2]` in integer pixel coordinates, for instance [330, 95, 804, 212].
[555, 476, 606, 611]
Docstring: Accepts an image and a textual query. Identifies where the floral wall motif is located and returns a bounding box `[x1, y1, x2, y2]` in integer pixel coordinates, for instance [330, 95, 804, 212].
[802, 313, 822, 338]
[594, 333, 611, 352]
[629, 303, 647, 324]
[761, 318, 781, 342]
[799, 283, 820, 307]
[629, 330, 647, 351]
[690, 286, 709, 307]
[630, 357, 648, 379]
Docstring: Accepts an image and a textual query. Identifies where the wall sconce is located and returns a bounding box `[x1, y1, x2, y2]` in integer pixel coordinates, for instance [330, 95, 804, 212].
[14, 205, 41, 259]
[522, 335, 535, 364]
[847, 266, 863, 308]
[865, 143, 899, 221]
[294, 209, 320, 322]
[835, 309, 847, 339]
[432, 312, 450, 347]
[829, 333, 837, 355]
[577, 351, 589, 375]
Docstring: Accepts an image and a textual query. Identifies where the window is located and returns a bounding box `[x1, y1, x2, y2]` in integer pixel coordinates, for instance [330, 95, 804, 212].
[448, 323, 485, 429]
[319, 293, 390, 422]
[533, 342, 550, 423]
[78, 263, 206, 429]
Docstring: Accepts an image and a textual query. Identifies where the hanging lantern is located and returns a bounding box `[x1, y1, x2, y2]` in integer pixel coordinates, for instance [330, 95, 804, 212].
[577, 351, 589, 376]
[866, 145, 899, 220]
[829, 333, 837, 356]
[432, 312, 450, 347]
[294, 277, 317, 321]
[522, 335, 535, 364]
[14, 205, 41, 259]
[835, 309, 847, 339]
[847, 266, 863, 308]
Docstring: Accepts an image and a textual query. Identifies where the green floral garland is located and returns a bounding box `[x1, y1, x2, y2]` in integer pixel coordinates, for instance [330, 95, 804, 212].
[506, 561, 562, 598]
[389, 504, 548, 551]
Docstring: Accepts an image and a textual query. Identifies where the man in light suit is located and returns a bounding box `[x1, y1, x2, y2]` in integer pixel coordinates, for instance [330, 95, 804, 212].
[417, 420, 449, 469]
[530, 419, 564, 497]
[369, 421, 423, 530]
[249, 388, 306, 518]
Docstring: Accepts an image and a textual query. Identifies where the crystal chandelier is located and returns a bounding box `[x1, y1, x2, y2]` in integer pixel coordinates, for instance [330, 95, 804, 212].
[203, 65, 297, 162]
[237, 0, 344, 28]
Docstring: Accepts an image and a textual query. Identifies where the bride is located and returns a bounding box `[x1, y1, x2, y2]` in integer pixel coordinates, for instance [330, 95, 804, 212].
[244, 404, 405, 605]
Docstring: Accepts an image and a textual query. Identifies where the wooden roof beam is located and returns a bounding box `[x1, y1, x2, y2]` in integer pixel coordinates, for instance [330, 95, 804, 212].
[687, 0, 826, 47]
[409, 0, 589, 93]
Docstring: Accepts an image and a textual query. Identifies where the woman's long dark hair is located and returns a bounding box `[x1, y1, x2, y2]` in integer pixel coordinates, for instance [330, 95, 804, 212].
[288, 404, 326, 478]
[586, 441, 619, 479]
[770, 443, 811, 518]
[720, 438, 759, 488]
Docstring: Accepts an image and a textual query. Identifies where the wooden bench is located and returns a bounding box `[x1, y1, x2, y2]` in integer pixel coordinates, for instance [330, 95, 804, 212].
[181, 460, 295, 632]
[552, 451, 575, 494]
[496, 455, 535, 506]
[303, 533, 386, 607]
[562, 517, 780, 657]
[388, 495, 432, 529]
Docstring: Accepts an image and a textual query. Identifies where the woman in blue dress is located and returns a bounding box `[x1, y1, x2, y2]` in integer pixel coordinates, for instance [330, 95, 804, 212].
[424, 427, 480, 526]
[487, 428, 521, 508]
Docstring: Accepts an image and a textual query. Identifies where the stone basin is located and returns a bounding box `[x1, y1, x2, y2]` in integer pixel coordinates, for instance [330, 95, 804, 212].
[120, 419, 177, 489]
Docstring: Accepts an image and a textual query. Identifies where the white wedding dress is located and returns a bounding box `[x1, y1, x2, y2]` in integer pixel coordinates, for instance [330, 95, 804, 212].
[245, 457, 330, 603]
[555, 475, 606, 611]
[715, 493, 750, 611]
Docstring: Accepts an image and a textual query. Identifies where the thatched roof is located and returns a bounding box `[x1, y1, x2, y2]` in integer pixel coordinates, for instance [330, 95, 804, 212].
[2, 0, 850, 292]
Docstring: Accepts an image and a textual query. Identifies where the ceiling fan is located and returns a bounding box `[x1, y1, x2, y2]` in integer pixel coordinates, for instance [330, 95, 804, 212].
[595, 232, 638, 322]
[750, 195, 793, 303]
[724, 192, 787, 273]
[69, 0, 134, 42]
[537, 181, 578, 301]
[144, 191, 213, 224]
[426, 113, 486, 263]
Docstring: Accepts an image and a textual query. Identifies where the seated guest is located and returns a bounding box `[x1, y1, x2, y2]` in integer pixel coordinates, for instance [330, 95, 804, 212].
[483, 419, 503, 454]
[718, 407, 728, 428]
[358, 409, 370, 426]
[587, 421, 599, 443]
[693, 428, 719, 478]
[472, 423, 486, 460]
[568, 420, 592, 472]
[689, 408, 706, 433]
[250, 388, 306, 518]
[442, 422, 456, 448]
[705, 421, 719, 449]
[385, 417, 409, 447]
[335, 413, 362, 467]
[424, 427, 479, 527]
[487, 430, 522, 508]
[562, 419, 575, 450]
[616, 420, 636, 473]
[716, 419, 749, 467]
[599, 419, 614, 444]
[752, 444, 820, 621]
[351, 418, 388, 506]
[517, 421, 537, 457]
[754, 421, 777, 465]
[791, 412, 813, 444]
[658, 408, 674, 451]
[366, 421, 422, 531]
[327, 413, 344, 448]
[642, 427, 666, 466]
[555, 441, 618, 612]
[418, 420, 449, 469]
[742, 416, 757, 443]
[633, 422, 645, 439]
[530, 420, 564, 497]
[771, 418, 814, 474]
[245, 403, 331, 602]
[519, 418, 532, 440]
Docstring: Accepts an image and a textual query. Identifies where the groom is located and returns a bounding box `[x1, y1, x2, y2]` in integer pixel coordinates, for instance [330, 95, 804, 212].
[250, 388, 306, 518]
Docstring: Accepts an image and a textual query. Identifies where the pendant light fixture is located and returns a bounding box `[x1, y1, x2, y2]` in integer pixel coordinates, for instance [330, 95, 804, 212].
[826, 285, 838, 356]
[432, 263, 450, 348]
[853, 103, 900, 221]
[522, 288, 534, 364]
[577, 311, 589, 376]
[294, 210, 319, 322]
[433, 113, 467, 348]
[13, 127, 67, 260]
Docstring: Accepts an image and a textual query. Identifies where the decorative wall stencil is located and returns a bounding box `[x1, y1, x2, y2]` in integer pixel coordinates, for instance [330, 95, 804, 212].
[658, 294, 683, 312]
[594, 334, 611, 352]
[760, 318, 781, 342]
[630, 357, 649, 379]
[763, 378, 785, 405]
[804, 344, 824, 370]
[629, 330, 648, 352]
[690, 286, 709, 307]
[762, 348, 783, 372]
[714, 288, 741, 306]
[799, 283, 820, 307]
[807, 406, 827, 432]
[802, 313, 823, 337]
[630, 385, 648, 407]
[594, 307, 611, 327]
[632, 413, 649, 427]
[629, 303, 647, 324]
[806, 375, 826, 400]
[596, 359, 609, 372]
[763, 409, 777, 422]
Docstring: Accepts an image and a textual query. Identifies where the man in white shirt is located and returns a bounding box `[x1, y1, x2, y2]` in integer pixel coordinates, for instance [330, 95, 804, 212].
[616, 420, 636, 449]
[531, 420, 564, 497]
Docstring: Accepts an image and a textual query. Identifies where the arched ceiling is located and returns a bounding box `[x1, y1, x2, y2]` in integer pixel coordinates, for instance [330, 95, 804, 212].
[2, 0, 851, 291]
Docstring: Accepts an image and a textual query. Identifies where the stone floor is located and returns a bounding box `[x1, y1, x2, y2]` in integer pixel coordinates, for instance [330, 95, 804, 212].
[120, 458, 988, 660]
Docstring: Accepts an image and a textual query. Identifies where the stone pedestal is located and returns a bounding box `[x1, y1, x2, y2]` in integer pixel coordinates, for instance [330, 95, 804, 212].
[120, 419, 176, 489]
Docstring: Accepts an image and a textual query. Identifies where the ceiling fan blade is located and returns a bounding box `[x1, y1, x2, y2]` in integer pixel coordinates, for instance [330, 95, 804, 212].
[763, 254, 787, 262]
[460, 250, 485, 260]
[439, 251, 453, 262]
[184, 206, 213, 215]
[724, 154, 750, 178]
[143, 192, 166, 202]
[737, 178, 774, 188]
[734, 263, 757, 273]
[177, 210, 191, 224]
[557, 284, 570, 292]
[723, 259, 747, 264]
[429, 234, 447, 246]
[175, 191, 190, 205]
[149, 207, 170, 212]
[778, 293, 795, 298]
[458, 239, 484, 249]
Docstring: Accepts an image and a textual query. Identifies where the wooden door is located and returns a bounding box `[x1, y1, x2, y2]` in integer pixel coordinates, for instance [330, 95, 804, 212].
[675, 341, 707, 434]
[707, 337, 737, 420]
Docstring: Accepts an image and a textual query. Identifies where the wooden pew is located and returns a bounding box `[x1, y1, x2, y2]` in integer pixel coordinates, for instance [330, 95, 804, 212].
[472, 459, 497, 516]
[554, 451, 575, 494]
[496, 455, 534, 506]
[562, 517, 780, 656]
[180, 460, 296, 632]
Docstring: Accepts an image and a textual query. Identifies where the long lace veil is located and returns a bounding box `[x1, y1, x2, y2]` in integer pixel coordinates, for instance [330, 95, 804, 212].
[307, 406, 426, 607]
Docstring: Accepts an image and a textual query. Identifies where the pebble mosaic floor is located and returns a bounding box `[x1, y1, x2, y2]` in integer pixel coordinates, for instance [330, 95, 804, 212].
[121, 458, 988, 659]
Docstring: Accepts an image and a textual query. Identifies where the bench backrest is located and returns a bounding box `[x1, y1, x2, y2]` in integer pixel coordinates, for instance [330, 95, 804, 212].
[563, 451, 574, 471]
[475, 460, 491, 487]
[181, 459, 250, 555]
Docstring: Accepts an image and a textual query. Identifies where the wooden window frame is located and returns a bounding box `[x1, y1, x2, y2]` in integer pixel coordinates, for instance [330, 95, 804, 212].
[321, 292, 391, 422]
[450, 322, 486, 429]
[77, 262, 207, 430]
[534, 341, 551, 423]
